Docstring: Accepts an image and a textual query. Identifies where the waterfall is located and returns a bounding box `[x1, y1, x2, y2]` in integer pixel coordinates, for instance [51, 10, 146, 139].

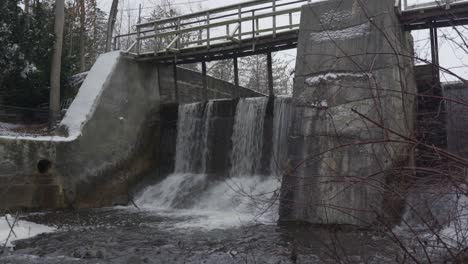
[270, 97, 293, 176]
[136, 98, 287, 228]
[174, 102, 213, 174]
[229, 98, 268, 176]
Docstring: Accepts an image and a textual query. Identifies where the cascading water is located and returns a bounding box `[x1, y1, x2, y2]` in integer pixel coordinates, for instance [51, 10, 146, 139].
[270, 97, 293, 176]
[229, 98, 268, 176]
[174, 102, 213, 174]
[137, 98, 288, 229]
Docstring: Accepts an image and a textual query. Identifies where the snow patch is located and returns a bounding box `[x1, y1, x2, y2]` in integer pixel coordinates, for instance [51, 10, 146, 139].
[0, 214, 55, 247]
[320, 10, 353, 23]
[60, 51, 120, 140]
[305, 72, 371, 86]
[310, 23, 370, 43]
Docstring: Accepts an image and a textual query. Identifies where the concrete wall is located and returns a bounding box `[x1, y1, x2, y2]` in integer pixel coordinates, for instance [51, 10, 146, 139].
[0, 53, 161, 209]
[158, 66, 263, 104]
[280, 0, 416, 226]
[444, 82, 468, 158]
[0, 53, 263, 210]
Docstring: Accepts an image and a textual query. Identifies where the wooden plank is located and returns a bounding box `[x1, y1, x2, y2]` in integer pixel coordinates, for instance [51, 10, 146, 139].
[137, 0, 307, 28]
[137, 7, 302, 41]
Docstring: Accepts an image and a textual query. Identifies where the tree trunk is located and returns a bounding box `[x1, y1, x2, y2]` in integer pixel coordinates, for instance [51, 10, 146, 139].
[106, 0, 119, 52]
[79, 0, 86, 72]
[24, 0, 30, 14]
[50, 0, 65, 124]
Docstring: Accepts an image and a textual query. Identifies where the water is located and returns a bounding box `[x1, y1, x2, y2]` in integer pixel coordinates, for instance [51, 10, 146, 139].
[137, 97, 283, 229]
[270, 97, 293, 176]
[174, 102, 213, 174]
[229, 98, 268, 177]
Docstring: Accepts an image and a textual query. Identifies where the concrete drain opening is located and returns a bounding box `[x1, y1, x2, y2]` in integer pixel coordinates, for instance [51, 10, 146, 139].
[37, 159, 52, 174]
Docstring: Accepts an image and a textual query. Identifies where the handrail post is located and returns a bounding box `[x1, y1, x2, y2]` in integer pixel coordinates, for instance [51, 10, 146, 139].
[272, 0, 277, 38]
[256, 16, 260, 36]
[252, 10, 255, 39]
[238, 5, 242, 42]
[154, 22, 159, 54]
[289, 12, 293, 29]
[176, 18, 181, 49]
[206, 12, 211, 49]
[136, 27, 141, 55]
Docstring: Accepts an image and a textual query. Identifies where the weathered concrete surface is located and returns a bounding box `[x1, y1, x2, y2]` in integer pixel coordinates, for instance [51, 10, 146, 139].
[158, 66, 262, 103]
[444, 82, 468, 158]
[0, 53, 263, 210]
[0, 53, 161, 210]
[281, 0, 416, 226]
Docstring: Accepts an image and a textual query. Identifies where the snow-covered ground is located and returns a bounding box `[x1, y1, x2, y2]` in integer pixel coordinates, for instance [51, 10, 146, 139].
[0, 215, 55, 248]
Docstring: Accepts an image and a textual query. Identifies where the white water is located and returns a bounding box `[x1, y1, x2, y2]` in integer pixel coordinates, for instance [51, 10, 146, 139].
[270, 97, 293, 176]
[229, 98, 268, 177]
[137, 173, 280, 229]
[174, 102, 213, 174]
[137, 98, 287, 229]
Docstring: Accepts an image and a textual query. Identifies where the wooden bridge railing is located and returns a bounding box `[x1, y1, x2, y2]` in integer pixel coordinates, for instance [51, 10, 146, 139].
[403, 0, 467, 10]
[119, 0, 310, 57]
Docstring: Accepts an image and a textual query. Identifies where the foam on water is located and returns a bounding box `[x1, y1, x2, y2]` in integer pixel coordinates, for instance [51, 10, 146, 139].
[136, 98, 287, 229]
[137, 174, 280, 229]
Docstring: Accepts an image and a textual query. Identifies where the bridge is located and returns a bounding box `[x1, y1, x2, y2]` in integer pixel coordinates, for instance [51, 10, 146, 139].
[115, 0, 468, 97]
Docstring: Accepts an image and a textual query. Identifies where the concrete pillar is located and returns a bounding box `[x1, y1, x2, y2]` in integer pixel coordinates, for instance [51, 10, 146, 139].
[281, 0, 417, 226]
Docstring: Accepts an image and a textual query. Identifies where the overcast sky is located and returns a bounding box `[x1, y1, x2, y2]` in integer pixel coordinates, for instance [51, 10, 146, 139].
[96, 0, 468, 82]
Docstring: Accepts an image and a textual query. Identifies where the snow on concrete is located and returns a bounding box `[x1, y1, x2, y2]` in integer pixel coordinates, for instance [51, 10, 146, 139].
[60, 51, 120, 140]
[305, 72, 371, 86]
[0, 51, 120, 142]
[320, 10, 353, 24]
[310, 23, 370, 43]
[0, 214, 55, 247]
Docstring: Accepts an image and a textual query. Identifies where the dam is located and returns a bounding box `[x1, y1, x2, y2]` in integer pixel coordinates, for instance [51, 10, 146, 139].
[1, 0, 468, 262]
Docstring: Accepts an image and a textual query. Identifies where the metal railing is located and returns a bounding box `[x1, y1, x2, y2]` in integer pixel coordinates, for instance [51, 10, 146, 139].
[120, 0, 310, 56]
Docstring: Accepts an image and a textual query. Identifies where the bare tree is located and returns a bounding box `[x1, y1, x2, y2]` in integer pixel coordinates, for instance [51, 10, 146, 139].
[78, 0, 86, 72]
[105, 0, 119, 52]
[49, 0, 65, 124]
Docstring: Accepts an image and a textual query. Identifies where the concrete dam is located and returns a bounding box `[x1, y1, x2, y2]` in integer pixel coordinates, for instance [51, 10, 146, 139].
[1, 0, 467, 234]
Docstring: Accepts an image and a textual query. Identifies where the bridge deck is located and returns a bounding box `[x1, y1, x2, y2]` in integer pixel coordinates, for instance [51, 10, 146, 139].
[118, 0, 468, 64]
[400, 0, 468, 30]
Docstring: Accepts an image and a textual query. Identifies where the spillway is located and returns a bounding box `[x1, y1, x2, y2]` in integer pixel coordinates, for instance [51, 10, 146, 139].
[136, 97, 292, 228]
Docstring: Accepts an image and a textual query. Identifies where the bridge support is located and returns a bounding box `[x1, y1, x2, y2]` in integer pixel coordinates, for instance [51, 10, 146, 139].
[233, 57, 239, 99]
[202, 61, 208, 101]
[173, 58, 179, 102]
[267, 52, 274, 97]
[281, 0, 417, 227]
[429, 25, 440, 83]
